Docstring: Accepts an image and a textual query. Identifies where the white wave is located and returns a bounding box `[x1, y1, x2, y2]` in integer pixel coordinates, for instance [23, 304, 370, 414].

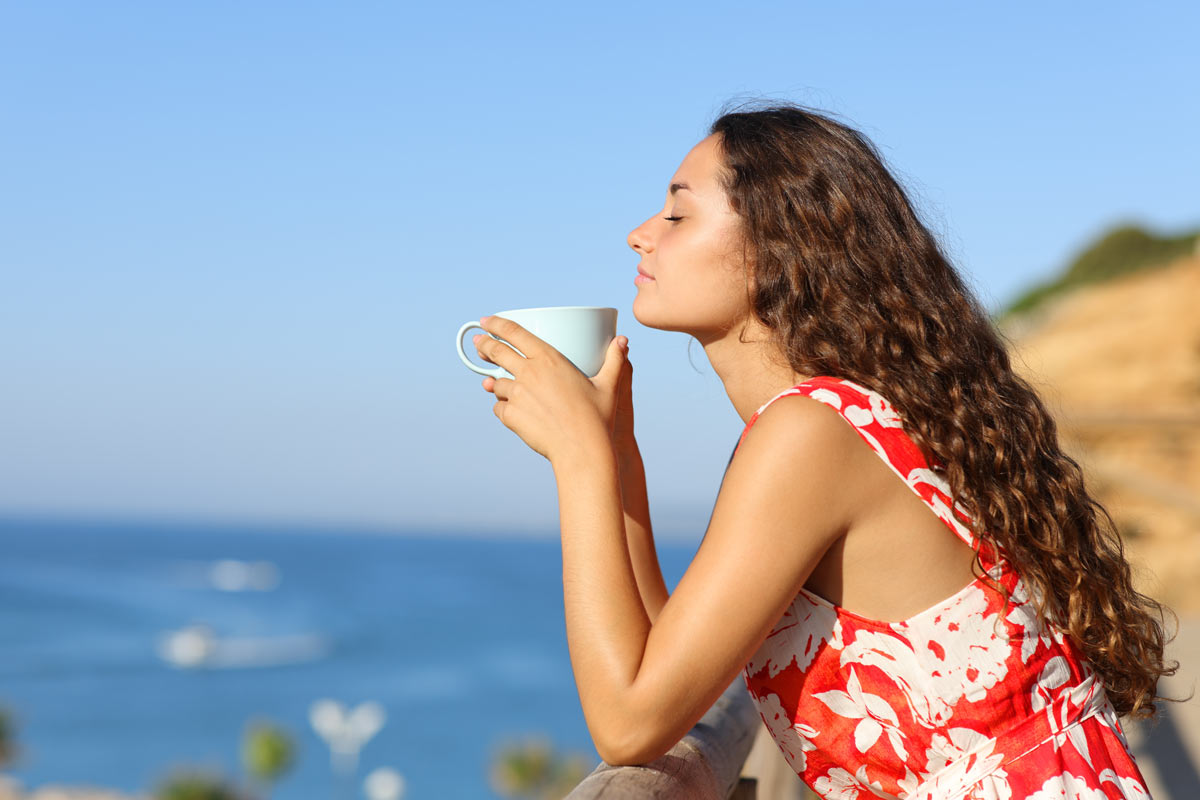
[163, 558, 281, 592]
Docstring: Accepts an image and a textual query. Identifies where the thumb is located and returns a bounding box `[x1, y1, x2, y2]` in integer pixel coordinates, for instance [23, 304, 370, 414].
[594, 335, 628, 387]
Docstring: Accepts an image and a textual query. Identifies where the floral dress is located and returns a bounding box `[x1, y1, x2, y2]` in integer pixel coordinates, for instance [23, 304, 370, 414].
[736, 376, 1152, 799]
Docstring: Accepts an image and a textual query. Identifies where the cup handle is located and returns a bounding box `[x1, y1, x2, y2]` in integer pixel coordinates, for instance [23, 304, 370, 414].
[456, 321, 506, 378]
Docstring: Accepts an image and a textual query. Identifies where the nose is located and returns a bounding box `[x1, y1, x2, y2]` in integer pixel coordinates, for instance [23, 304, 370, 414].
[627, 216, 654, 254]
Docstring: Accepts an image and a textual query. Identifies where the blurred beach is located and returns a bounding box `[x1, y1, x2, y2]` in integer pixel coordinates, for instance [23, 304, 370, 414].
[0, 517, 701, 799]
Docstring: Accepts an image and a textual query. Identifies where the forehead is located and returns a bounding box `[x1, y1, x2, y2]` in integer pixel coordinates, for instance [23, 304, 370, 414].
[669, 134, 724, 194]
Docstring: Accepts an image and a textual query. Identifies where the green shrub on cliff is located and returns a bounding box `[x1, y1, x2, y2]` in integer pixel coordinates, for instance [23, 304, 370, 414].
[1001, 223, 1199, 318]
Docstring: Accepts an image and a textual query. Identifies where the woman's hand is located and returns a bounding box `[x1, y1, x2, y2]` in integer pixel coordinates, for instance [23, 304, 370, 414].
[475, 315, 630, 463]
[611, 346, 636, 447]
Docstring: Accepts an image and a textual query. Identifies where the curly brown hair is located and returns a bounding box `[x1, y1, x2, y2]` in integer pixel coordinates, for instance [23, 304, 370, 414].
[709, 99, 1177, 718]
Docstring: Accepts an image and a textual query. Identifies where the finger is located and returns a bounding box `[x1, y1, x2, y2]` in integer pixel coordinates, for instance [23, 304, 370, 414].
[490, 376, 516, 401]
[478, 315, 547, 362]
[592, 335, 627, 388]
[482, 376, 495, 393]
[619, 358, 633, 391]
[473, 332, 526, 377]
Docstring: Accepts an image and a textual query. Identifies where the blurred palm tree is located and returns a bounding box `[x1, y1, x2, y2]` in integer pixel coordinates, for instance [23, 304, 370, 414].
[153, 769, 246, 800]
[488, 735, 592, 800]
[240, 719, 296, 800]
[0, 704, 18, 769]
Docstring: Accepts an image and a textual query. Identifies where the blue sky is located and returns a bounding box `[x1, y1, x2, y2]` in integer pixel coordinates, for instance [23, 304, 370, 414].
[3, 1, 1197, 539]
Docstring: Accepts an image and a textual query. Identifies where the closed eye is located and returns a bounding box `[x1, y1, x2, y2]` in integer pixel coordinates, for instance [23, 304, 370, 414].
[663, 216, 683, 222]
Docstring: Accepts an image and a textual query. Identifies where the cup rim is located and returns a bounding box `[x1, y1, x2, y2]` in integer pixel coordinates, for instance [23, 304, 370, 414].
[495, 305, 616, 314]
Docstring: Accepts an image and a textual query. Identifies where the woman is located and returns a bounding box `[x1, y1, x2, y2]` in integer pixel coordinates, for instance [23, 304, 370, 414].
[468, 101, 1174, 798]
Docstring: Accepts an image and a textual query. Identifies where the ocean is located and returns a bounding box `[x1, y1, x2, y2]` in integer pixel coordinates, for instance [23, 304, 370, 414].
[0, 517, 702, 800]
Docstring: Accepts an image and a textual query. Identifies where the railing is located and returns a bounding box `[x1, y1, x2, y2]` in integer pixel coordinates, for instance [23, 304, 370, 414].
[564, 676, 761, 799]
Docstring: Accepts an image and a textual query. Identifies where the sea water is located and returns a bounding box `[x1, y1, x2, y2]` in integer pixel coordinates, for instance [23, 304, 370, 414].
[0, 517, 701, 799]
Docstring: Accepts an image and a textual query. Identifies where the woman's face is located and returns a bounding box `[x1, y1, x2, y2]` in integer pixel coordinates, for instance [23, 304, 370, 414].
[627, 134, 752, 340]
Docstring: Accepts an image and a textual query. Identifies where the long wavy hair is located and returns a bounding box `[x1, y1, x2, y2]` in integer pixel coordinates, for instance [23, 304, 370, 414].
[708, 100, 1176, 718]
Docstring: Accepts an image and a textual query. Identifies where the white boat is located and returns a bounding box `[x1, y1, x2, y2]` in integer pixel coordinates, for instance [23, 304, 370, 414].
[157, 624, 329, 669]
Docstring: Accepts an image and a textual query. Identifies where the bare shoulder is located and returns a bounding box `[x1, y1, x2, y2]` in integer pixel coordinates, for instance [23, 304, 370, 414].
[715, 391, 866, 551]
[732, 390, 865, 483]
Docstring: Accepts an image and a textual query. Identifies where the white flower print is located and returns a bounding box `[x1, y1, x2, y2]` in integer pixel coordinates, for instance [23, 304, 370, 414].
[1098, 768, 1151, 800]
[813, 667, 908, 761]
[1034, 668, 1105, 772]
[837, 586, 1010, 731]
[1031, 656, 1070, 713]
[808, 387, 843, 409]
[897, 584, 1010, 704]
[756, 692, 819, 773]
[1006, 577, 1056, 664]
[830, 615, 845, 651]
[1026, 772, 1109, 800]
[837, 410, 890, 464]
[837, 377, 877, 397]
[844, 403, 875, 429]
[1092, 697, 1134, 752]
[813, 765, 885, 800]
[1055, 723, 1096, 773]
[915, 728, 1011, 800]
[896, 768, 923, 798]
[905, 467, 977, 542]
[814, 767, 859, 800]
[838, 629, 955, 729]
[906, 461, 954, 496]
[746, 592, 837, 678]
[868, 391, 904, 428]
[924, 727, 991, 772]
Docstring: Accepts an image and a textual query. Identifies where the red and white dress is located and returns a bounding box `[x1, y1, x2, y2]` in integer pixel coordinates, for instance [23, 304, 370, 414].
[736, 376, 1151, 799]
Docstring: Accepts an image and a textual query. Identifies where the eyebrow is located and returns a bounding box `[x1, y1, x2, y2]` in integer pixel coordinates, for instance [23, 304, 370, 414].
[669, 181, 692, 196]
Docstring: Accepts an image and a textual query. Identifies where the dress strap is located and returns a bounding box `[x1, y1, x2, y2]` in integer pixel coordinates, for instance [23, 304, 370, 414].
[733, 376, 982, 553]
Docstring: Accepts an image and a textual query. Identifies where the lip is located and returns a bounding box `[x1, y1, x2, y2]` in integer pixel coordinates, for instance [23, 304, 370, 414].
[636, 265, 654, 278]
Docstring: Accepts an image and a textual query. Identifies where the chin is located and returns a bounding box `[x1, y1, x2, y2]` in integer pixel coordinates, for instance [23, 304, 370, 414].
[632, 308, 691, 335]
[633, 292, 727, 337]
[631, 294, 671, 332]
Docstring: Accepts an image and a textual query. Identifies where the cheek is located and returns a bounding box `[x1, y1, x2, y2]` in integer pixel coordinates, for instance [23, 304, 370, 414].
[660, 229, 720, 278]
[665, 267, 744, 317]
[655, 228, 747, 299]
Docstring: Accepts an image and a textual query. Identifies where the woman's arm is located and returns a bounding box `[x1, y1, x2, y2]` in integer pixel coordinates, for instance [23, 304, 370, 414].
[609, 351, 669, 625]
[552, 395, 854, 766]
[469, 316, 844, 765]
[554, 429, 652, 763]
[615, 436, 670, 625]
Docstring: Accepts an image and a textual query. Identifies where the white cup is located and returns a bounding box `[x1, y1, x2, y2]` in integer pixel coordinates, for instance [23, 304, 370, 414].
[456, 306, 618, 379]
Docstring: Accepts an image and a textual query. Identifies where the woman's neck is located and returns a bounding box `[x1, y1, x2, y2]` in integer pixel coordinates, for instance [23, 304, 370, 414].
[697, 317, 814, 425]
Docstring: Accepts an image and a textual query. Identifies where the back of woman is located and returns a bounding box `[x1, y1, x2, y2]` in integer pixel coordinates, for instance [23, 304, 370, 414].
[739, 375, 1147, 798]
